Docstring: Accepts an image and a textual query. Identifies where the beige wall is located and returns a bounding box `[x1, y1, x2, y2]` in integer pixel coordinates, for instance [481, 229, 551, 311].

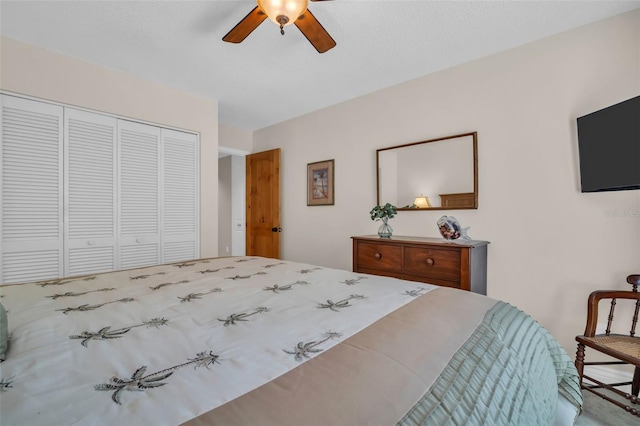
[219, 123, 252, 153]
[0, 37, 219, 257]
[252, 10, 640, 352]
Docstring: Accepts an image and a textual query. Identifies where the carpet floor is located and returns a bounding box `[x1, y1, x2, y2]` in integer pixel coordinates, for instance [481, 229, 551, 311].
[575, 389, 638, 425]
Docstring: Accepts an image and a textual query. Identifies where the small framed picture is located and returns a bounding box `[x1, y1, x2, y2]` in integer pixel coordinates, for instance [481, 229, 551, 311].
[307, 159, 334, 206]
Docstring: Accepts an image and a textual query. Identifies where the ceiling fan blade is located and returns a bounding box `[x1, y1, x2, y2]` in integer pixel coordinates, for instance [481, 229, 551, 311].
[294, 9, 336, 53]
[222, 6, 267, 44]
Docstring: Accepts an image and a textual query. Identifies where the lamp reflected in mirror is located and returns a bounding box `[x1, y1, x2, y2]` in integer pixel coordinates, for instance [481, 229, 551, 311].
[412, 195, 432, 208]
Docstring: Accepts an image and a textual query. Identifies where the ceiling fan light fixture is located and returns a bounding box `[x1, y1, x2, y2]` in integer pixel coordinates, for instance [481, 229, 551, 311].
[257, 0, 308, 31]
[223, 0, 335, 53]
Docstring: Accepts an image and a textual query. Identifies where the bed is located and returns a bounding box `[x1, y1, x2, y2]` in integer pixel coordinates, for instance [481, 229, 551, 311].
[0, 256, 582, 425]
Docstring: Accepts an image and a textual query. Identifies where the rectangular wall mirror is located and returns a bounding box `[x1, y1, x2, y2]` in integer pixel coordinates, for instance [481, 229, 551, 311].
[376, 132, 478, 210]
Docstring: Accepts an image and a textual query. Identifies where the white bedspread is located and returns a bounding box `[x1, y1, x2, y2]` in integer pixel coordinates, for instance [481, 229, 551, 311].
[0, 257, 435, 425]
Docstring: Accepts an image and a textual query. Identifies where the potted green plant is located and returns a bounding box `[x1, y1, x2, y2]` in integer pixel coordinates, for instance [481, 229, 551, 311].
[370, 203, 397, 238]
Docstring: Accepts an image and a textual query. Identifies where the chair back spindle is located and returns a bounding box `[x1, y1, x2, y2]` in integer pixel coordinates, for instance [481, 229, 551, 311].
[631, 299, 640, 337]
[606, 299, 616, 336]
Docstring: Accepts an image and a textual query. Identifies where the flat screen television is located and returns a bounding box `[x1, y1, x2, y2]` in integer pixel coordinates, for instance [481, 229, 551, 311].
[576, 95, 640, 192]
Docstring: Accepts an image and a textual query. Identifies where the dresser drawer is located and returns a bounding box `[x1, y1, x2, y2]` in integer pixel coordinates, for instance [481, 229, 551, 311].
[352, 236, 488, 295]
[356, 242, 402, 273]
[403, 246, 461, 282]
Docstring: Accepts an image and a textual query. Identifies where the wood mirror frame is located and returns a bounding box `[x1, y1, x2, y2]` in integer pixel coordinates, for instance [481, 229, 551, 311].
[376, 132, 478, 211]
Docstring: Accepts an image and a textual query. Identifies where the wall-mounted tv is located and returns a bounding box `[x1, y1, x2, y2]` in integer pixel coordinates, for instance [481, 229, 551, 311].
[576, 95, 639, 192]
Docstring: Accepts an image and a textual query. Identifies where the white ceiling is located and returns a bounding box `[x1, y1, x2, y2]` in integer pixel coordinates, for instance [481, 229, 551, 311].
[2, 0, 639, 131]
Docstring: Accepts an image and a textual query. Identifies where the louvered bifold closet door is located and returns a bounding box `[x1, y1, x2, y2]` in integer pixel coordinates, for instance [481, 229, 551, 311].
[118, 120, 161, 269]
[65, 109, 117, 277]
[162, 129, 199, 263]
[0, 96, 64, 284]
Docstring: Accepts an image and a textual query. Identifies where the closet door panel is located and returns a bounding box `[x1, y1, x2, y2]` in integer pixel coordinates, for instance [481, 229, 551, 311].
[1, 96, 64, 284]
[65, 108, 117, 276]
[2, 250, 61, 284]
[118, 120, 160, 268]
[120, 244, 160, 270]
[68, 246, 115, 275]
[162, 129, 199, 263]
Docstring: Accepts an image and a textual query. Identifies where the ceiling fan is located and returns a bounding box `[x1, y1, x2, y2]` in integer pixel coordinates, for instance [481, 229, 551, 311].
[222, 0, 336, 53]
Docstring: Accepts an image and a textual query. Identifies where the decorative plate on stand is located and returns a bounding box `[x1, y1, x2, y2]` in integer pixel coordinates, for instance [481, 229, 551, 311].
[437, 216, 470, 242]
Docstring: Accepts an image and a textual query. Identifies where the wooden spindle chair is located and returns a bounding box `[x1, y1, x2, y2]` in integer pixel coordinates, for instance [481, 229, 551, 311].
[575, 274, 640, 417]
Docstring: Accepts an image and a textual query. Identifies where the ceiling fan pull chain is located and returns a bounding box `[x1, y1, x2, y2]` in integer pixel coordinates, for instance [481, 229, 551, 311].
[277, 15, 289, 35]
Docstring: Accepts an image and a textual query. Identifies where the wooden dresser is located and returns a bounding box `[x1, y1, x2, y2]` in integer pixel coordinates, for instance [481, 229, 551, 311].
[352, 235, 489, 294]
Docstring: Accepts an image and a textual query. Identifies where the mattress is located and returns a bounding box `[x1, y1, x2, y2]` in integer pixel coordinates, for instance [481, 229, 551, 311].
[0, 256, 582, 425]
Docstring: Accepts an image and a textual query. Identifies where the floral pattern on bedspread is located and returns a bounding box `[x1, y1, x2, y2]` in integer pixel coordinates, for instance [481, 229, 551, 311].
[0, 256, 436, 426]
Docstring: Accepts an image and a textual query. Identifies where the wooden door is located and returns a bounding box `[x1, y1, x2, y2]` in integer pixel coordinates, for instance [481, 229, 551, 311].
[246, 149, 280, 259]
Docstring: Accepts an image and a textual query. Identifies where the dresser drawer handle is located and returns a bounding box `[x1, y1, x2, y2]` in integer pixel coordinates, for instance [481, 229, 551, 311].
[425, 258, 435, 265]
[374, 253, 382, 260]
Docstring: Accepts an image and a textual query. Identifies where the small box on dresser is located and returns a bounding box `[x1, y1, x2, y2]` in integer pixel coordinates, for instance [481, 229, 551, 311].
[352, 235, 489, 295]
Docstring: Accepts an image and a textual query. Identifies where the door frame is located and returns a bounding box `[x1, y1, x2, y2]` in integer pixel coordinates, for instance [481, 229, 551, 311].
[218, 147, 249, 257]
